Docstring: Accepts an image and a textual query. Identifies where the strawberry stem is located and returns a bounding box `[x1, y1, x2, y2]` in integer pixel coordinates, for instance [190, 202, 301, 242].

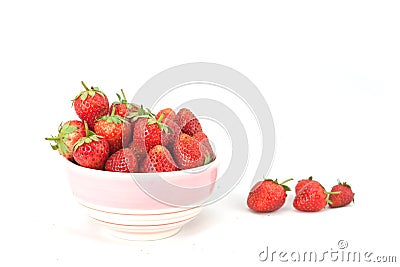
[158, 113, 164, 122]
[325, 190, 340, 205]
[84, 121, 90, 136]
[110, 106, 116, 116]
[325, 190, 340, 195]
[81, 81, 90, 91]
[45, 137, 60, 141]
[280, 178, 293, 185]
[121, 89, 127, 101]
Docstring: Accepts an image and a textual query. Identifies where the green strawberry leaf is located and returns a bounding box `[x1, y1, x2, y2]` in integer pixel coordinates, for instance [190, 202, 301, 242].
[97, 115, 109, 122]
[100, 114, 128, 124]
[126, 104, 154, 122]
[92, 87, 105, 98]
[263, 178, 274, 182]
[58, 142, 69, 154]
[147, 117, 157, 125]
[80, 91, 88, 101]
[261, 178, 293, 191]
[120, 117, 129, 124]
[130, 115, 145, 121]
[338, 179, 352, 188]
[45, 135, 60, 150]
[146, 108, 155, 116]
[74, 139, 85, 151]
[50, 143, 59, 150]
[281, 184, 291, 192]
[204, 154, 212, 165]
[116, 93, 122, 102]
[64, 126, 77, 134]
[160, 123, 173, 134]
[61, 124, 77, 135]
[115, 90, 129, 104]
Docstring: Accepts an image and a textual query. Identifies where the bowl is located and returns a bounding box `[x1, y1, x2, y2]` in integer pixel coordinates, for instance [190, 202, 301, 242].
[64, 157, 219, 240]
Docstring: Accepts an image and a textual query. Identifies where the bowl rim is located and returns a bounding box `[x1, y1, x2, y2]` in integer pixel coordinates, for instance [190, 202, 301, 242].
[64, 154, 219, 180]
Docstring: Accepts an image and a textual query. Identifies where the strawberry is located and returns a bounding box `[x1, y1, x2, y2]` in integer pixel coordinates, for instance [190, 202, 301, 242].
[130, 117, 161, 156]
[73, 81, 109, 129]
[140, 145, 179, 173]
[156, 108, 176, 122]
[110, 89, 140, 138]
[105, 148, 138, 173]
[94, 107, 132, 155]
[293, 180, 338, 212]
[130, 107, 172, 157]
[328, 180, 355, 208]
[295, 176, 314, 194]
[110, 89, 139, 118]
[173, 133, 209, 170]
[247, 178, 293, 212]
[174, 108, 202, 136]
[73, 122, 110, 170]
[45, 120, 85, 160]
[193, 132, 215, 161]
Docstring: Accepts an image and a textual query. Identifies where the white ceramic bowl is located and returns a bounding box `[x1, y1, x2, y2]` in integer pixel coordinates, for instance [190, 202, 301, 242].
[64, 158, 219, 240]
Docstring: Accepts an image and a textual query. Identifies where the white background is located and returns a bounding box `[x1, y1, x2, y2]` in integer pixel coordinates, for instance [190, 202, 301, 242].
[1, 0, 399, 266]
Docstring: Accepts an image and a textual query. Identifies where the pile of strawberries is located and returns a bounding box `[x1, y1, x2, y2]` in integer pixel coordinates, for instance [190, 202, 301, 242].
[46, 81, 215, 173]
[247, 177, 355, 212]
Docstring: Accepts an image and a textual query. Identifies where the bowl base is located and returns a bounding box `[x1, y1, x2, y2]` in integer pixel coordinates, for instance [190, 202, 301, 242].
[105, 226, 182, 241]
[76, 199, 202, 241]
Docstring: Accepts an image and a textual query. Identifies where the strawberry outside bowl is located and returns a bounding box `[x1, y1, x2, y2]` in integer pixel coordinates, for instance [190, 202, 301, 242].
[64, 157, 219, 241]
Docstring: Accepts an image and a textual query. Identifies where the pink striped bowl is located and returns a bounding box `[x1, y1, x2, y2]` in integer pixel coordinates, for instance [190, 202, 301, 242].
[64, 158, 219, 240]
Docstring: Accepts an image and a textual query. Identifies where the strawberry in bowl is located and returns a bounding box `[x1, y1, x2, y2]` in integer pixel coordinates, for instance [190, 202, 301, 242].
[46, 82, 218, 240]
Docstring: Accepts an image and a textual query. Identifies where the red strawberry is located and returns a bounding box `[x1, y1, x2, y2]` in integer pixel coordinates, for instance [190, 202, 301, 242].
[130, 107, 172, 157]
[193, 132, 215, 161]
[131, 118, 161, 156]
[328, 180, 355, 208]
[73, 81, 109, 129]
[174, 108, 202, 136]
[295, 176, 315, 194]
[173, 133, 209, 170]
[156, 108, 176, 122]
[110, 90, 140, 137]
[94, 107, 132, 155]
[73, 122, 110, 170]
[293, 180, 337, 212]
[110, 89, 139, 118]
[247, 178, 293, 212]
[105, 148, 138, 173]
[45, 120, 85, 160]
[140, 145, 179, 173]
